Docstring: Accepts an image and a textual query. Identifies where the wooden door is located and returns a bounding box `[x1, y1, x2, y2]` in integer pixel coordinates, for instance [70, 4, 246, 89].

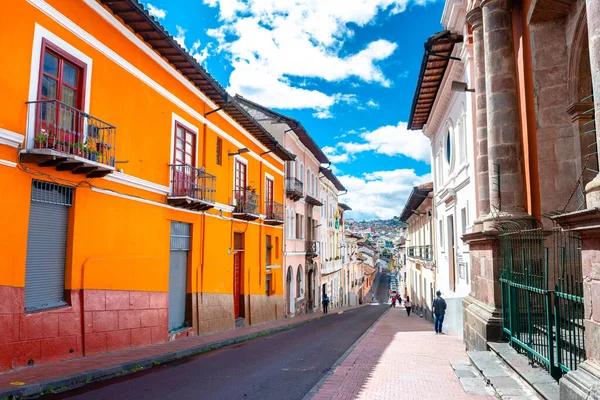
[448, 215, 456, 292]
[234, 252, 242, 319]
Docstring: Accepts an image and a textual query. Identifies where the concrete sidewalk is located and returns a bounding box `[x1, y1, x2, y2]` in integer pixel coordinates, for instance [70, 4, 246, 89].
[0, 305, 361, 398]
[311, 307, 494, 400]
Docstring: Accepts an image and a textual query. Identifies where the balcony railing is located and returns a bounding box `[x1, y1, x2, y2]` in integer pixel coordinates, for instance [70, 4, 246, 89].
[167, 164, 216, 210]
[408, 245, 433, 261]
[232, 189, 259, 220]
[264, 200, 284, 225]
[285, 177, 303, 201]
[23, 99, 116, 178]
[306, 240, 319, 256]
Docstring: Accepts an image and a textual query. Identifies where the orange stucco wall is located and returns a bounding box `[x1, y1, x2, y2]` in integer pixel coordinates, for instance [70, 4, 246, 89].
[0, 0, 285, 300]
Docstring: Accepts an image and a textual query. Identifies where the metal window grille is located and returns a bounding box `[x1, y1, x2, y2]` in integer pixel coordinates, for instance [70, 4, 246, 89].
[31, 180, 73, 206]
[170, 222, 191, 251]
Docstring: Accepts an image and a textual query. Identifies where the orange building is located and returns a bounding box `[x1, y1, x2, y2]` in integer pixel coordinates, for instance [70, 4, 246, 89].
[0, 0, 293, 371]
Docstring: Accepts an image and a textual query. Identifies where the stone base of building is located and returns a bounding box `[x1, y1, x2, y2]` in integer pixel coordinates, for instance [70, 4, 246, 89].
[463, 295, 503, 351]
[247, 294, 285, 325]
[560, 361, 600, 399]
[196, 293, 235, 334]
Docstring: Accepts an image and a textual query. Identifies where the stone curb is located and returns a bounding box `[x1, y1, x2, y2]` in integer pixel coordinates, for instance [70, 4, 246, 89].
[0, 306, 364, 399]
[301, 306, 390, 400]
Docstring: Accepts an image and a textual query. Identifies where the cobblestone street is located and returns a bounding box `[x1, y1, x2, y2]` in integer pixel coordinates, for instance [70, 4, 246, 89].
[313, 305, 494, 400]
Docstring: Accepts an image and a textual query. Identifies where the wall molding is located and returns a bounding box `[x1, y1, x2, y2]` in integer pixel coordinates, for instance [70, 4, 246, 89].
[0, 159, 17, 168]
[0, 128, 25, 148]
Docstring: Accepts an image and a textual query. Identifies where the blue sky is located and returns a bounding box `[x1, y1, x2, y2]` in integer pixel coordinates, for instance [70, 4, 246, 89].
[144, 0, 444, 220]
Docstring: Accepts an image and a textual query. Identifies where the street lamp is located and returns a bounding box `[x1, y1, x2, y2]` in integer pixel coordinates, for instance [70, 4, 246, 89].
[228, 147, 250, 157]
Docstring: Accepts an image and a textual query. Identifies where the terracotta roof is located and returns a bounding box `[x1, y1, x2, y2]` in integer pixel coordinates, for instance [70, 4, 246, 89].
[320, 167, 346, 192]
[99, 0, 294, 161]
[408, 30, 463, 130]
[234, 95, 330, 164]
[399, 183, 433, 222]
[363, 265, 376, 275]
[339, 203, 352, 211]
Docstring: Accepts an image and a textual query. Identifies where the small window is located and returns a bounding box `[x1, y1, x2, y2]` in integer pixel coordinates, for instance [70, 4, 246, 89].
[445, 130, 451, 164]
[266, 235, 272, 265]
[275, 237, 280, 259]
[265, 273, 272, 296]
[296, 213, 303, 239]
[216, 137, 222, 166]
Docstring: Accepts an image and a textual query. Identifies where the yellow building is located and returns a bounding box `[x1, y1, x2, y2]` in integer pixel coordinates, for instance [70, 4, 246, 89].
[0, 0, 293, 371]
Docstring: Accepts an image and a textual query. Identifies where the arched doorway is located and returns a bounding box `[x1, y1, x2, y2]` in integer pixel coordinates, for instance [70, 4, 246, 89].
[286, 266, 294, 316]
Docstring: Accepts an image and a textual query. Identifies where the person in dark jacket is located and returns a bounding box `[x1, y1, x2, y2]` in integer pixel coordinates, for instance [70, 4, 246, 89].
[322, 294, 330, 314]
[433, 290, 447, 334]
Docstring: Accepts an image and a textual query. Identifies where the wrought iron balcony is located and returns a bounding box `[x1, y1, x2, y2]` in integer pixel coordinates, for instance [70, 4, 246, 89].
[264, 200, 284, 225]
[423, 245, 433, 261]
[408, 245, 433, 261]
[232, 189, 260, 221]
[22, 100, 116, 178]
[167, 164, 216, 211]
[285, 177, 303, 201]
[306, 240, 319, 256]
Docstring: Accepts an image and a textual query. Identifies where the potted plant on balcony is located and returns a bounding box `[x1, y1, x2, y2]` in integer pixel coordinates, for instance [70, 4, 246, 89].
[33, 133, 48, 149]
[71, 142, 84, 157]
[54, 139, 68, 153]
[84, 140, 98, 161]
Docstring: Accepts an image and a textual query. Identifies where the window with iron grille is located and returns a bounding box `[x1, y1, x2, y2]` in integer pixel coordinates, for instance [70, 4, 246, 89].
[25, 180, 74, 312]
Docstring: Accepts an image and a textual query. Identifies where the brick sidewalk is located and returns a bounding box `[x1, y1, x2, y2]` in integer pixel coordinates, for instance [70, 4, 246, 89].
[0, 305, 361, 398]
[312, 307, 494, 400]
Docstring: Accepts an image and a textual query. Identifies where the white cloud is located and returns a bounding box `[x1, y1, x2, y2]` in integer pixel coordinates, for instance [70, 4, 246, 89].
[339, 169, 431, 220]
[203, 0, 414, 111]
[174, 26, 187, 51]
[326, 121, 431, 163]
[313, 109, 334, 119]
[191, 41, 211, 64]
[366, 99, 379, 108]
[147, 3, 166, 19]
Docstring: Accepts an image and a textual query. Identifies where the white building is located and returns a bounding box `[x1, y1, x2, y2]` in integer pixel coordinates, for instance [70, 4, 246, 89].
[319, 167, 346, 309]
[407, 2, 477, 337]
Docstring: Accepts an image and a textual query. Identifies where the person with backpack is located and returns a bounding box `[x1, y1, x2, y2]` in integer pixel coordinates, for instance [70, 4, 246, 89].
[433, 290, 447, 334]
[405, 296, 412, 316]
[322, 294, 330, 314]
[391, 295, 397, 308]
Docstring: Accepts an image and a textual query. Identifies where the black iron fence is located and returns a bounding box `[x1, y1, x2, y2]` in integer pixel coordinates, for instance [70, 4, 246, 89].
[285, 177, 303, 198]
[233, 190, 259, 215]
[265, 200, 284, 221]
[169, 164, 216, 203]
[27, 99, 116, 167]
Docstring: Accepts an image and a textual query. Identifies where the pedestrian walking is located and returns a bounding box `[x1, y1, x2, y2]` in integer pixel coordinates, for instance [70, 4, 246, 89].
[371, 292, 375, 302]
[322, 294, 330, 314]
[433, 290, 447, 334]
[391, 295, 397, 308]
[396, 293, 401, 304]
[405, 296, 412, 316]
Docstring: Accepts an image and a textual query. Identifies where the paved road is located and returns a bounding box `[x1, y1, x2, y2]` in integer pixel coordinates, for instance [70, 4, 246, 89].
[52, 273, 391, 400]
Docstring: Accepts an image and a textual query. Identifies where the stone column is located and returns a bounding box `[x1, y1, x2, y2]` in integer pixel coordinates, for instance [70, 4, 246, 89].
[482, 0, 527, 222]
[467, 7, 490, 228]
[584, 0, 600, 207]
[559, 2, 600, 397]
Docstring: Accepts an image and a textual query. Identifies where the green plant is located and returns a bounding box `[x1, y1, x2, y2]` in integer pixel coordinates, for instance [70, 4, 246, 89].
[132, 365, 143, 371]
[153, 361, 161, 366]
[33, 134, 48, 144]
